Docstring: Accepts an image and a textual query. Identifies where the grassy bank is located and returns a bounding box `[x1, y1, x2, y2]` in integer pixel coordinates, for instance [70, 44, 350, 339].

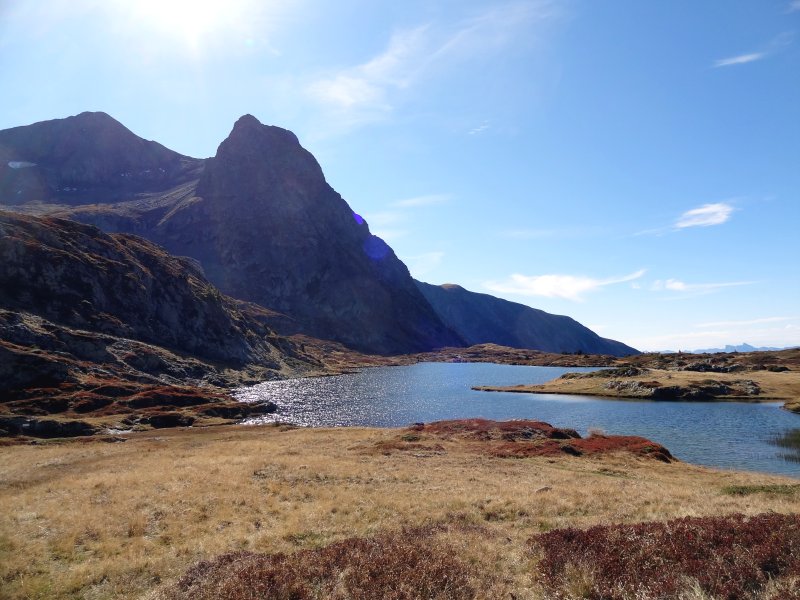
[2, 424, 800, 599]
[475, 367, 800, 412]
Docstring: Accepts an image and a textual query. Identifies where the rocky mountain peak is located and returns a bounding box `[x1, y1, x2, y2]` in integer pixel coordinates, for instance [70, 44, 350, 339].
[200, 116, 322, 199]
[156, 116, 463, 354]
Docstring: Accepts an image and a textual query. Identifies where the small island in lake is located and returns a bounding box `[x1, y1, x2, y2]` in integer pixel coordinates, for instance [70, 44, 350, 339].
[474, 349, 800, 413]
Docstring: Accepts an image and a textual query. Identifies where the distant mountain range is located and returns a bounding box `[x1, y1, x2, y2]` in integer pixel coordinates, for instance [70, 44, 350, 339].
[0, 111, 638, 357]
[690, 343, 797, 354]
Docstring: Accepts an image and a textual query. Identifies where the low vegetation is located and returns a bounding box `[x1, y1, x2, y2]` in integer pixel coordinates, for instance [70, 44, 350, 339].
[2, 423, 800, 599]
[157, 524, 497, 600]
[532, 513, 800, 599]
[476, 366, 800, 413]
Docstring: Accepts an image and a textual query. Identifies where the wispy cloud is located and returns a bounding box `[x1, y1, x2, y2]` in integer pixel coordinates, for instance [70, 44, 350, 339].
[362, 211, 408, 241]
[650, 278, 754, 295]
[635, 201, 737, 236]
[675, 202, 734, 228]
[404, 251, 445, 277]
[485, 269, 646, 302]
[365, 193, 451, 239]
[713, 32, 794, 68]
[392, 193, 451, 208]
[306, 2, 555, 129]
[714, 52, 766, 68]
[696, 316, 797, 328]
[788, 1, 800, 13]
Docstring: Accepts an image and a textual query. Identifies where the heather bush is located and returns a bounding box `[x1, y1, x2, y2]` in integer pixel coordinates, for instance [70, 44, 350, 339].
[530, 513, 800, 599]
[159, 524, 491, 600]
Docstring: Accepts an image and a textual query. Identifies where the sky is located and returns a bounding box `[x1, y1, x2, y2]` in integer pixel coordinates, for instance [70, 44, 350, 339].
[0, 0, 798, 352]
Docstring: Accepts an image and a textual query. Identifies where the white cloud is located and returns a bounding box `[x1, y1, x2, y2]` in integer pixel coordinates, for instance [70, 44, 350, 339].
[712, 33, 794, 68]
[392, 193, 451, 208]
[788, 1, 800, 13]
[485, 269, 645, 302]
[650, 278, 754, 294]
[306, 2, 555, 128]
[675, 202, 734, 228]
[713, 52, 766, 68]
[696, 316, 798, 328]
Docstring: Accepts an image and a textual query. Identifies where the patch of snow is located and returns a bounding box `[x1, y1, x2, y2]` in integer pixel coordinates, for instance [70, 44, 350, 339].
[8, 161, 37, 169]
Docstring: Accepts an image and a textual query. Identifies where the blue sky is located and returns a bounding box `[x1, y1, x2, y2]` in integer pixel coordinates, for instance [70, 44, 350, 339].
[1, 0, 798, 351]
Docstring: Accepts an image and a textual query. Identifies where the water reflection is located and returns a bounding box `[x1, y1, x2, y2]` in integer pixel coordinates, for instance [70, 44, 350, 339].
[772, 429, 800, 464]
[234, 362, 800, 477]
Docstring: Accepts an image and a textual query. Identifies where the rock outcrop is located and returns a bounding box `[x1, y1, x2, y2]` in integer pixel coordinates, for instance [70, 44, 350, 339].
[375, 419, 674, 462]
[0, 212, 294, 365]
[0, 212, 319, 436]
[416, 281, 638, 357]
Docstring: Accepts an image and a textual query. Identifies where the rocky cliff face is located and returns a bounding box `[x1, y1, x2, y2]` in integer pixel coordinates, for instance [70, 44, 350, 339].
[0, 212, 291, 365]
[147, 115, 463, 354]
[0, 212, 321, 436]
[0, 111, 203, 205]
[416, 281, 638, 357]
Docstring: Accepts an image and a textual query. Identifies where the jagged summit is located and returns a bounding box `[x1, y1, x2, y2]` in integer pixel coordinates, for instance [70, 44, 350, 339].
[199, 115, 323, 200]
[229, 114, 300, 144]
[150, 115, 464, 354]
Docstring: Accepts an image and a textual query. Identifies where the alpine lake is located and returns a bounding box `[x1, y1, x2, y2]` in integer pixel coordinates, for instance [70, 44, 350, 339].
[235, 362, 800, 477]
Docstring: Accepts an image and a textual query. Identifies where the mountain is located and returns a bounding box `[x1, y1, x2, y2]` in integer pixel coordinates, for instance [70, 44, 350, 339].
[145, 115, 464, 354]
[416, 281, 638, 356]
[0, 211, 319, 434]
[0, 111, 203, 205]
[690, 343, 793, 354]
[0, 211, 314, 372]
[0, 112, 636, 356]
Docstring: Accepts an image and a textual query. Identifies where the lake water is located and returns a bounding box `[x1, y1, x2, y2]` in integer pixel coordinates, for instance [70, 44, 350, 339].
[234, 362, 800, 477]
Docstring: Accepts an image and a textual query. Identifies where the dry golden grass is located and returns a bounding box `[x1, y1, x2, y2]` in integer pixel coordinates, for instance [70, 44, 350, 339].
[1, 424, 800, 599]
[478, 368, 800, 406]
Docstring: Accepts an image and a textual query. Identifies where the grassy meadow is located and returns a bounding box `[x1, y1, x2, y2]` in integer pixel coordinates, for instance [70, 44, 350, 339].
[2, 423, 800, 599]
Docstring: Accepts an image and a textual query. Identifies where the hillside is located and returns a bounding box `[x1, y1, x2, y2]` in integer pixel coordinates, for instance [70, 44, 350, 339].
[0, 211, 319, 434]
[416, 280, 638, 356]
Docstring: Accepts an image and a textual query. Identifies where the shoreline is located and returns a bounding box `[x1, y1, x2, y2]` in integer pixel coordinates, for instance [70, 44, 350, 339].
[472, 365, 800, 414]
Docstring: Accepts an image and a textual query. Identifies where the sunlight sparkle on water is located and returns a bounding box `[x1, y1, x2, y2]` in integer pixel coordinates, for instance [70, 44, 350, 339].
[233, 363, 800, 477]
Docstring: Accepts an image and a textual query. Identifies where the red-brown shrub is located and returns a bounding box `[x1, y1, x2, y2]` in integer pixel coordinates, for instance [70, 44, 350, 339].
[160, 524, 489, 600]
[531, 512, 800, 599]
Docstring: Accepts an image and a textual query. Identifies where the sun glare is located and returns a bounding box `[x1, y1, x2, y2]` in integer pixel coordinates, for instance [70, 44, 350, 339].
[123, 0, 255, 50]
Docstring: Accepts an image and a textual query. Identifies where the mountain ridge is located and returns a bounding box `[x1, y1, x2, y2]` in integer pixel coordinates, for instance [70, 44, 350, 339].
[0, 112, 637, 356]
[416, 280, 637, 356]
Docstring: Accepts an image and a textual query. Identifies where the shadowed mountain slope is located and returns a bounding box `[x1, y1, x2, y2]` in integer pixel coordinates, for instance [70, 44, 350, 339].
[0, 211, 309, 369]
[416, 281, 638, 357]
[143, 115, 464, 354]
[0, 111, 203, 205]
[0, 113, 637, 357]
